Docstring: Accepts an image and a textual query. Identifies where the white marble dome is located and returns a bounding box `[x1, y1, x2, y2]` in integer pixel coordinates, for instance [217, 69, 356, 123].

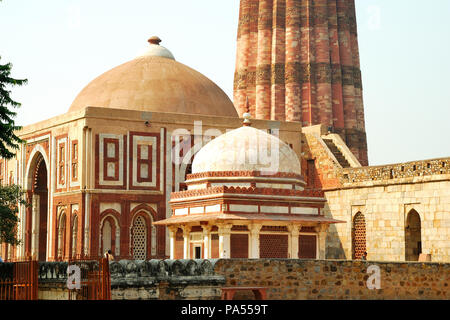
[137, 43, 175, 60]
[192, 125, 301, 175]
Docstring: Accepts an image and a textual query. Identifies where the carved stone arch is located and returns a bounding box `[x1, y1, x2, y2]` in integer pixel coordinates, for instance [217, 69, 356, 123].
[25, 144, 50, 191]
[24, 145, 50, 261]
[405, 209, 422, 261]
[99, 209, 121, 258]
[71, 214, 79, 258]
[130, 204, 156, 223]
[352, 212, 366, 260]
[130, 204, 157, 260]
[57, 209, 67, 260]
[177, 143, 198, 191]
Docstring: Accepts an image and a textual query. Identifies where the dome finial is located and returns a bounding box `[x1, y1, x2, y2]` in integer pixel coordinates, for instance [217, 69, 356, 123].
[148, 36, 162, 45]
[243, 97, 251, 126]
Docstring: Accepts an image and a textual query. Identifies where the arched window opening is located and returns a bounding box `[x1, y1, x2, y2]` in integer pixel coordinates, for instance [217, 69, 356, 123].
[352, 212, 366, 260]
[57, 212, 66, 260]
[132, 216, 147, 260]
[102, 220, 112, 255]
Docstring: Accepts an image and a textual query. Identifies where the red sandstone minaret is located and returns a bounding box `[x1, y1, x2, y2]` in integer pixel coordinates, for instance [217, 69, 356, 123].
[234, 0, 368, 166]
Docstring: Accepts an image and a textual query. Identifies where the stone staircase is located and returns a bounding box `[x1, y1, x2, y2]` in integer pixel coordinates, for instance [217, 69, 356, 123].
[323, 139, 351, 168]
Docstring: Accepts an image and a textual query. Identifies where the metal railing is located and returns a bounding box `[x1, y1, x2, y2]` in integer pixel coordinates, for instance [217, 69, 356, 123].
[67, 256, 111, 300]
[0, 259, 38, 300]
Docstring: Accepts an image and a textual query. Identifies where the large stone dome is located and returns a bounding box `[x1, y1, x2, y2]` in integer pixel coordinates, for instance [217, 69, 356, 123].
[192, 124, 301, 176]
[67, 37, 238, 117]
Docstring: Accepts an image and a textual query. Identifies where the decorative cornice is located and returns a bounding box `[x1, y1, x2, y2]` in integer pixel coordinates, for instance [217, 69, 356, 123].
[340, 158, 450, 184]
[171, 186, 324, 200]
[187, 170, 304, 181]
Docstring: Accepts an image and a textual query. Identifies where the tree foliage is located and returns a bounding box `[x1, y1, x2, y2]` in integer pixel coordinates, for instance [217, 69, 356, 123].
[0, 56, 28, 159]
[0, 184, 29, 245]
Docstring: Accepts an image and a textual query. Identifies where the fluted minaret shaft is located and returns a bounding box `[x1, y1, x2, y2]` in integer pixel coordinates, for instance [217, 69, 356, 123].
[234, 0, 368, 165]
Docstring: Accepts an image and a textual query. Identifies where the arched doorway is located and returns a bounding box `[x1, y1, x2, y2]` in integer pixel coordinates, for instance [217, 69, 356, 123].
[352, 212, 366, 260]
[26, 151, 49, 261]
[405, 210, 421, 261]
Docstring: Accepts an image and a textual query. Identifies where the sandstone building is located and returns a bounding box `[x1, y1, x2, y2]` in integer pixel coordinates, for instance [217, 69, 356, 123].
[0, 1, 448, 263]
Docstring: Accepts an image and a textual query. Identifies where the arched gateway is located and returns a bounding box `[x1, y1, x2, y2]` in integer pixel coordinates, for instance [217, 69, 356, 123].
[25, 150, 49, 261]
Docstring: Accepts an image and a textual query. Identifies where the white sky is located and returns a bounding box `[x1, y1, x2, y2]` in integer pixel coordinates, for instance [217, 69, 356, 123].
[1, 0, 449, 166]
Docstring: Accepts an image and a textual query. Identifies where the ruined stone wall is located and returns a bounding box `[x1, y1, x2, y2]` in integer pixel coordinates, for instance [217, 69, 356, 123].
[302, 129, 450, 262]
[214, 259, 449, 300]
[36, 259, 225, 300]
[31, 258, 449, 300]
[324, 170, 450, 262]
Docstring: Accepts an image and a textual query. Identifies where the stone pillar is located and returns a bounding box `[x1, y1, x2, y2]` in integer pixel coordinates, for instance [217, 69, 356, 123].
[288, 224, 301, 259]
[202, 225, 212, 259]
[317, 224, 329, 259]
[31, 194, 40, 260]
[249, 224, 263, 259]
[168, 226, 177, 260]
[115, 228, 121, 257]
[218, 224, 232, 259]
[182, 225, 191, 259]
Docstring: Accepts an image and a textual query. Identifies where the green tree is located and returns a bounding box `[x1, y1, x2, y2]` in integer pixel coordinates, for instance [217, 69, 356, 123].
[0, 56, 28, 159]
[0, 184, 28, 246]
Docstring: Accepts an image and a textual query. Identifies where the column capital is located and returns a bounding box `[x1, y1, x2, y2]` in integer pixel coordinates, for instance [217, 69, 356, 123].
[217, 223, 233, 234]
[167, 225, 179, 233]
[287, 224, 302, 235]
[249, 223, 263, 234]
[317, 224, 329, 233]
[201, 224, 213, 233]
[181, 225, 192, 236]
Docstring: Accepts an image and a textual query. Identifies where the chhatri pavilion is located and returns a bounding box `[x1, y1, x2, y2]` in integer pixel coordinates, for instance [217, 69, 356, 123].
[155, 113, 343, 259]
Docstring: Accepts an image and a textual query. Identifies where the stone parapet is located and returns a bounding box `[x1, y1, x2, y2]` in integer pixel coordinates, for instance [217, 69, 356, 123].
[340, 158, 450, 186]
[35, 259, 225, 300]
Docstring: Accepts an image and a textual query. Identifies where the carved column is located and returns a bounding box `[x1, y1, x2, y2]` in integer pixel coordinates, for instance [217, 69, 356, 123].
[317, 224, 329, 259]
[168, 226, 178, 260]
[288, 224, 301, 259]
[116, 227, 121, 257]
[31, 194, 40, 260]
[249, 224, 263, 258]
[182, 225, 191, 259]
[202, 225, 213, 259]
[218, 224, 233, 259]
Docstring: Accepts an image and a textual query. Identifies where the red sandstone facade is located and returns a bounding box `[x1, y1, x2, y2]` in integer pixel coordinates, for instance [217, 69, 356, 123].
[234, 0, 368, 166]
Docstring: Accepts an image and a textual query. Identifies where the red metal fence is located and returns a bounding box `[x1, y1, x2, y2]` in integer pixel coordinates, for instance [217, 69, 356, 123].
[67, 257, 111, 300]
[0, 260, 38, 300]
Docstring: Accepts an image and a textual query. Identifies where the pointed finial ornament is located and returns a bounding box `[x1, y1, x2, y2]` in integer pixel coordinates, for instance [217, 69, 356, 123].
[243, 97, 251, 126]
[148, 36, 162, 45]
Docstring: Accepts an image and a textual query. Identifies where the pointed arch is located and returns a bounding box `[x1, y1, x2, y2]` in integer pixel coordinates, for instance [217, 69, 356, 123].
[57, 210, 67, 260]
[24, 146, 50, 261]
[25, 145, 50, 191]
[405, 209, 422, 261]
[130, 204, 157, 259]
[99, 209, 121, 258]
[71, 213, 79, 258]
[352, 212, 366, 260]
